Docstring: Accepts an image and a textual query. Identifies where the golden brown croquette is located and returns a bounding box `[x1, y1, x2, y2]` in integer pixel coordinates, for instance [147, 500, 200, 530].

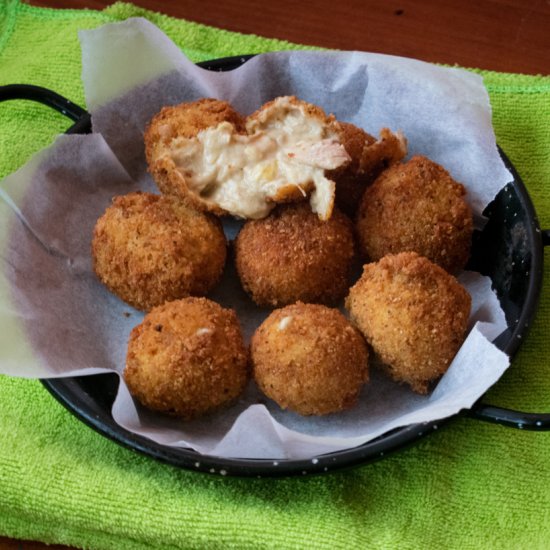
[251, 302, 369, 415]
[346, 252, 471, 394]
[92, 192, 227, 311]
[235, 203, 355, 307]
[355, 155, 473, 273]
[124, 297, 248, 419]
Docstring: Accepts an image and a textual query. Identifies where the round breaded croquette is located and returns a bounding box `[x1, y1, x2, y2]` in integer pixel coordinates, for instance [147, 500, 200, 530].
[251, 302, 369, 415]
[234, 203, 355, 307]
[92, 192, 227, 311]
[145, 98, 245, 216]
[124, 297, 248, 419]
[329, 123, 407, 217]
[355, 155, 473, 273]
[346, 252, 471, 394]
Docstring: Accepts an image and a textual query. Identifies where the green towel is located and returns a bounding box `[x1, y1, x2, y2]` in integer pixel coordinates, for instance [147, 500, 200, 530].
[1, 1, 549, 548]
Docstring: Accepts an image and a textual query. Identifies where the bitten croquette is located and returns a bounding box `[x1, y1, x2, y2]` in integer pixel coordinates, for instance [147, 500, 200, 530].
[355, 155, 473, 273]
[124, 298, 248, 419]
[251, 302, 369, 415]
[92, 192, 227, 311]
[346, 252, 471, 394]
[235, 203, 355, 307]
[145, 98, 246, 216]
[145, 96, 351, 220]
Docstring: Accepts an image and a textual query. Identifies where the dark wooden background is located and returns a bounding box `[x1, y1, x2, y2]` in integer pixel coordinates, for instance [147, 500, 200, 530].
[27, 0, 550, 74]
[2, 0, 549, 548]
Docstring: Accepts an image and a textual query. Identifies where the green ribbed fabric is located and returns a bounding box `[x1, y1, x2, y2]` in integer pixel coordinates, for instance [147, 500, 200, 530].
[1, 1, 549, 549]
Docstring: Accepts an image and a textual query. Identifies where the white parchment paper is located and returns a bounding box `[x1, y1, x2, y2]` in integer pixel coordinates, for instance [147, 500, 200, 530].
[0, 18, 512, 460]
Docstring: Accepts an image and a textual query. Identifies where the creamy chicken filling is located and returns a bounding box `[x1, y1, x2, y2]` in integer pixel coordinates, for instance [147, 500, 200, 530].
[168, 97, 349, 219]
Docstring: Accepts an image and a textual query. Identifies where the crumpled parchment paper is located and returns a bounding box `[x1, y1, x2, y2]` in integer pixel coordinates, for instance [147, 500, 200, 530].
[0, 18, 511, 459]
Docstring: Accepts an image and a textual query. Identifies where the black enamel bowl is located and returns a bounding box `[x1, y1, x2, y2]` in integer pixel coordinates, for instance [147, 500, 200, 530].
[1, 56, 549, 478]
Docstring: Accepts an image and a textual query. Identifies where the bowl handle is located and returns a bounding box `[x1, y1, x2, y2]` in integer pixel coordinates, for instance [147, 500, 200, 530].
[467, 405, 550, 430]
[468, 229, 550, 430]
[0, 84, 91, 133]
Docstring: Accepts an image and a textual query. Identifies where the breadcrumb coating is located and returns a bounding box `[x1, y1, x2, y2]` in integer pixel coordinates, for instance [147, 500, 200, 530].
[355, 155, 473, 272]
[145, 97, 245, 160]
[124, 297, 248, 419]
[92, 192, 227, 311]
[235, 203, 355, 307]
[329, 123, 407, 217]
[251, 302, 369, 415]
[346, 252, 471, 393]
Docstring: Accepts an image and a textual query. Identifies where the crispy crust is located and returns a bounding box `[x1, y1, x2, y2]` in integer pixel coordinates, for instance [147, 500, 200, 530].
[346, 252, 471, 393]
[124, 297, 248, 419]
[235, 203, 355, 307]
[246, 95, 338, 131]
[355, 155, 473, 273]
[92, 192, 227, 311]
[145, 98, 245, 163]
[358, 127, 407, 178]
[251, 302, 369, 415]
[268, 182, 314, 203]
[329, 123, 407, 217]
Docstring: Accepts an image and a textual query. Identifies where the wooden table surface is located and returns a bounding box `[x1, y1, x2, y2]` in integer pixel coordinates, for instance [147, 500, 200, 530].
[2, 0, 549, 549]
[28, 0, 550, 74]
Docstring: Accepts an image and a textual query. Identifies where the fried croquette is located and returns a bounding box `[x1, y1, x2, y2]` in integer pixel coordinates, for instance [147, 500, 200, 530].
[145, 96, 350, 220]
[329, 123, 407, 217]
[346, 252, 471, 394]
[92, 192, 227, 311]
[124, 297, 248, 419]
[235, 202, 355, 307]
[251, 302, 369, 415]
[145, 98, 246, 217]
[355, 155, 473, 272]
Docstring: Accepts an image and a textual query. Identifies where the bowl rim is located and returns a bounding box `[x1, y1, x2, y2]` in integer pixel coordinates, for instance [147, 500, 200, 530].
[33, 55, 544, 477]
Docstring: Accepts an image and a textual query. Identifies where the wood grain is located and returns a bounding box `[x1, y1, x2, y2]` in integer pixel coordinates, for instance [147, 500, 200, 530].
[4, 1, 549, 549]
[27, 0, 550, 74]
